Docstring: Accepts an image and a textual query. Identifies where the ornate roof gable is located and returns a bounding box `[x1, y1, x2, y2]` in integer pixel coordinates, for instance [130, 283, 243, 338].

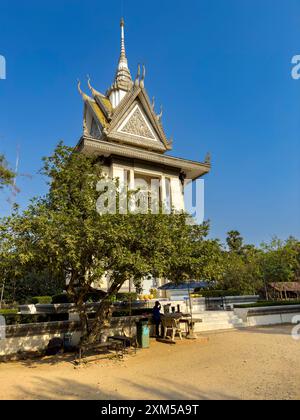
[106, 85, 172, 153]
[119, 105, 156, 140]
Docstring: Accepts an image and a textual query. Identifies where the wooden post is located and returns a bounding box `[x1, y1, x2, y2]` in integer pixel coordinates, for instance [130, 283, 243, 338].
[0, 280, 5, 309]
[129, 277, 132, 337]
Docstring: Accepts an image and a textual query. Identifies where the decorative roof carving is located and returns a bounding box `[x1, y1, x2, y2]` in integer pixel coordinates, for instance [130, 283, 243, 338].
[120, 107, 155, 140]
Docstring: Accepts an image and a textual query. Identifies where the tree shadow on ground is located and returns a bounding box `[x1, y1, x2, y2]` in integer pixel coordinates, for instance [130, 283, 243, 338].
[12, 375, 238, 401]
[119, 376, 239, 401]
[234, 325, 294, 336]
[14, 377, 124, 400]
[12, 348, 122, 369]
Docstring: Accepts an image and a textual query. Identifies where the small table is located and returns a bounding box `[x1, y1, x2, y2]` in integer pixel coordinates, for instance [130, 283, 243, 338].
[179, 316, 203, 336]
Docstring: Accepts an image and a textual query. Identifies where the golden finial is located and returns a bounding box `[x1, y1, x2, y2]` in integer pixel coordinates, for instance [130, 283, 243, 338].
[77, 79, 89, 101]
[151, 96, 155, 111]
[140, 64, 146, 88]
[158, 105, 163, 121]
[87, 74, 104, 97]
[135, 64, 141, 87]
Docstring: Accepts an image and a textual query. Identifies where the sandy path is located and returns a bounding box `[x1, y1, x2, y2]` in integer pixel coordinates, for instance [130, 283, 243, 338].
[0, 325, 299, 400]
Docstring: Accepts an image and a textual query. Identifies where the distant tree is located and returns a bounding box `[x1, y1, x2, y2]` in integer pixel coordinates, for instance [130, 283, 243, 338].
[2, 269, 65, 304]
[260, 237, 300, 285]
[220, 247, 263, 295]
[0, 154, 14, 189]
[226, 230, 244, 254]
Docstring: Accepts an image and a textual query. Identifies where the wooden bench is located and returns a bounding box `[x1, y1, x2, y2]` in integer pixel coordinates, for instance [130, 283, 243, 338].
[77, 340, 123, 362]
[108, 335, 137, 354]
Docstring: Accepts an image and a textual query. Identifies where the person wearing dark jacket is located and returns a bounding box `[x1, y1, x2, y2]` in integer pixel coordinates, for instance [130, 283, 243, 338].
[152, 301, 162, 337]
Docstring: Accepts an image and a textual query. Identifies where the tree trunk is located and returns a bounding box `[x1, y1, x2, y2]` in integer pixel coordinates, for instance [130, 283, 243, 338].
[82, 278, 124, 345]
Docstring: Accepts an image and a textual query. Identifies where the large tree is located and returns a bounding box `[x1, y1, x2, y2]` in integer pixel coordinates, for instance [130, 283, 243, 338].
[1, 143, 212, 343]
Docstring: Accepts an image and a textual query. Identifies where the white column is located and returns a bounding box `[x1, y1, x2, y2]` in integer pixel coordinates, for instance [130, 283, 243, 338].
[161, 175, 166, 212]
[170, 177, 185, 211]
[129, 169, 135, 212]
[129, 169, 135, 190]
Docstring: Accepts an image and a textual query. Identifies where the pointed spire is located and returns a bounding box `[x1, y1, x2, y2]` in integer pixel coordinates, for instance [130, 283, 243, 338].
[111, 18, 133, 92]
[120, 17, 126, 60]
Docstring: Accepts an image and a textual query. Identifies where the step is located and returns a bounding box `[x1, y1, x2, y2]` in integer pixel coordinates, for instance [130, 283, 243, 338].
[194, 316, 242, 323]
[195, 322, 246, 332]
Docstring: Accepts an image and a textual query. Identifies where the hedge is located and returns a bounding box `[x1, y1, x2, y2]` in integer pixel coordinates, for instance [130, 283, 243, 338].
[30, 296, 52, 305]
[0, 309, 18, 316]
[116, 292, 138, 302]
[0, 312, 68, 325]
[193, 289, 241, 298]
[234, 300, 300, 309]
[51, 292, 106, 304]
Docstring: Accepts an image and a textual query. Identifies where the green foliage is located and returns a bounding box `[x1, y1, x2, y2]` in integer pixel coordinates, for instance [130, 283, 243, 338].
[226, 230, 244, 253]
[116, 292, 138, 302]
[149, 288, 158, 299]
[220, 250, 263, 295]
[1, 313, 68, 326]
[30, 296, 52, 305]
[194, 289, 241, 298]
[260, 237, 300, 284]
[0, 309, 18, 315]
[0, 154, 14, 189]
[0, 267, 65, 304]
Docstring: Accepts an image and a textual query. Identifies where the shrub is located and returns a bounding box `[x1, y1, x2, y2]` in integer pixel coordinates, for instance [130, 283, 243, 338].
[52, 291, 106, 304]
[194, 289, 241, 298]
[0, 312, 69, 325]
[0, 309, 18, 316]
[116, 292, 138, 302]
[30, 296, 52, 305]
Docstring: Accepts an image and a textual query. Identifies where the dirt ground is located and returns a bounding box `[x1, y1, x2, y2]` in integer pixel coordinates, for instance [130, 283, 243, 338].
[0, 325, 299, 400]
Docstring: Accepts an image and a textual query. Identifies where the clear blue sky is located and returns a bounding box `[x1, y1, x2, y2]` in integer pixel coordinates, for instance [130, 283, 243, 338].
[0, 0, 299, 245]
